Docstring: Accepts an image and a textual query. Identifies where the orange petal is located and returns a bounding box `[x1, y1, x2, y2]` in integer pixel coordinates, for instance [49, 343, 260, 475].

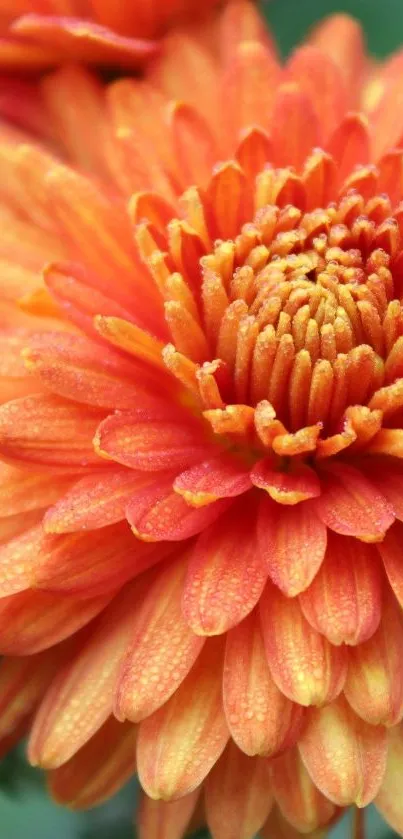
[326, 113, 370, 183]
[270, 748, 336, 833]
[261, 805, 331, 839]
[286, 46, 346, 139]
[360, 459, 403, 522]
[375, 725, 403, 835]
[251, 460, 321, 505]
[28, 579, 148, 768]
[221, 40, 280, 141]
[223, 610, 305, 757]
[43, 470, 153, 533]
[94, 412, 213, 472]
[314, 462, 394, 542]
[169, 102, 217, 187]
[182, 500, 267, 635]
[126, 477, 230, 542]
[48, 717, 136, 809]
[299, 531, 383, 646]
[309, 14, 365, 100]
[378, 519, 403, 608]
[0, 588, 110, 655]
[219, 0, 277, 61]
[94, 315, 166, 371]
[344, 591, 403, 726]
[0, 393, 105, 468]
[136, 639, 229, 800]
[205, 740, 273, 839]
[260, 582, 347, 707]
[23, 331, 162, 410]
[366, 428, 403, 458]
[173, 453, 252, 507]
[137, 788, 201, 839]
[258, 496, 327, 596]
[271, 84, 321, 170]
[299, 695, 387, 807]
[115, 554, 204, 723]
[0, 650, 59, 742]
[0, 461, 73, 517]
[206, 161, 247, 240]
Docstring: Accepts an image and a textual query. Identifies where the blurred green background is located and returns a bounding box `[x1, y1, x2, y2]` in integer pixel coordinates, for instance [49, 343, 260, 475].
[1, 0, 402, 837]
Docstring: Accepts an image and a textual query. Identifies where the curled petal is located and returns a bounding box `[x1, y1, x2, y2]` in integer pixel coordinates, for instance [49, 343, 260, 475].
[270, 748, 336, 833]
[299, 695, 387, 807]
[251, 460, 320, 505]
[182, 500, 267, 636]
[48, 717, 136, 809]
[137, 639, 229, 800]
[258, 496, 327, 596]
[299, 531, 383, 646]
[205, 740, 273, 839]
[260, 582, 347, 707]
[173, 453, 252, 507]
[223, 610, 305, 757]
[115, 554, 204, 723]
[314, 462, 394, 542]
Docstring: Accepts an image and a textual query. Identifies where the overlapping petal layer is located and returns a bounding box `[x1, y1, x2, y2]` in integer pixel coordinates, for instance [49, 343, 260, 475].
[1, 2, 403, 838]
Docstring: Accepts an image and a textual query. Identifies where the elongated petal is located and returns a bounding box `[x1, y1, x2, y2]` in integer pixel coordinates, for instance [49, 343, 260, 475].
[137, 639, 229, 800]
[127, 478, 230, 542]
[260, 582, 347, 707]
[205, 740, 273, 839]
[0, 394, 105, 468]
[28, 579, 149, 768]
[314, 462, 394, 542]
[261, 806, 330, 839]
[48, 717, 136, 809]
[378, 520, 403, 608]
[223, 610, 304, 757]
[116, 554, 204, 722]
[221, 40, 280, 140]
[299, 695, 387, 807]
[0, 651, 58, 741]
[375, 725, 403, 835]
[137, 789, 200, 839]
[344, 592, 403, 726]
[271, 84, 320, 170]
[43, 470, 153, 533]
[183, 501, 267, 635]
[0, 588, 110, 655]
[251, 460, 320, 505]
[95, 412, 213, 472]
[300, 531, 383, 646]
[174, 453, 252, 507]
[326, 114, 370, 181]
[258, 496, 327, 596]
[270, 748, 336, 833]
[286, 46, 346, 139]
[0, 462, 73, 517]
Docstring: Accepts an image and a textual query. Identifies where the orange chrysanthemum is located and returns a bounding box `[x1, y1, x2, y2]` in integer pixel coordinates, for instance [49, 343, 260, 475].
[0, 0, 219, 69]
[2, 2, 403, 837]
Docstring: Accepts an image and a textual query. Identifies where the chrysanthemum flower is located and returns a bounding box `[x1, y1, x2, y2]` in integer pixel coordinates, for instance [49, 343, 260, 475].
[0, 0, 218, 69]
[2, 1, 403, 837]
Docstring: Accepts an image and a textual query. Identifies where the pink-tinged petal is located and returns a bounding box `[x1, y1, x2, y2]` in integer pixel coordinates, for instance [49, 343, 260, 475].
[314, 462, 394, 542]
[13, 15, 158, 69]
[205, 740, 273, 839]
[360, 459, 403, 522]
[43, 470, 153, 533]
[271, 84, 321, 170]
[0, 394, 106, 468]
[300, 531, 383, 646]
[223, 610, 305, 757]
[258, 496, 327, 596]
[299, 695, 387, 807]
[126, 477, 231, 542]
[174, 453, 252, 507]
[137, 789, 201, 839]
[375, 725, 403, 835]
[182, 500, 267, 636]
[251, 460, 320, 505]
[25, 521, 160, 598]
[0, 462, 74, 517]
[0, 588, 110, 655]
[115, 554, 204, 723]
[344, 591, 403, 726]
[94, 412, 213, 472]
[260, 582, 347, 707]
[28, 578, 149, 768]
[378, 520, 403, 608]
[270, 748, 336, 833]
[48, 718, 136, 810]
[136, 639, 229, 800]
[286, 46, 346, 139]
[23, 332, 165, 411]
[326, 113, 370, 182]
